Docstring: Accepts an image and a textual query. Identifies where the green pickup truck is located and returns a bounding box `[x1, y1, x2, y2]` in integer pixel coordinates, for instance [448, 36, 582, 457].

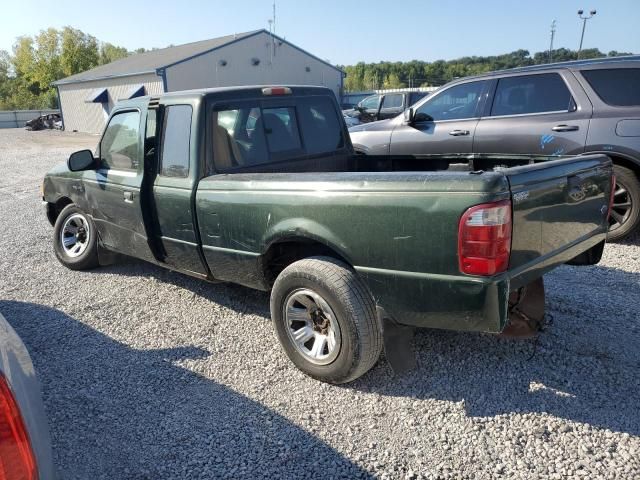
[42, 86, 614, 383]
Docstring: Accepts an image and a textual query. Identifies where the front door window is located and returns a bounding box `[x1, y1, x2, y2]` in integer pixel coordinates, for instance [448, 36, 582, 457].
[100, 111, 141, 171]
[415, 81, 485, 122]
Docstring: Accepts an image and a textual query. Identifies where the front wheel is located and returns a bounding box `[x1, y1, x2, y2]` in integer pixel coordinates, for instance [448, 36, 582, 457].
[270, 256, 382, 384]
[53, 204, 99, 270]
[608, 165, 640, 241]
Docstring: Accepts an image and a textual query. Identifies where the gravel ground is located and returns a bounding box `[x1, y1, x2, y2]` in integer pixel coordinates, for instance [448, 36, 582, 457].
[0, 128, 639, 479]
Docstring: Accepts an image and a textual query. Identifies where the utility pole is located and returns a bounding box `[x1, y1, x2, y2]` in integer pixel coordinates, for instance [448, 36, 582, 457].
[549, 20, 556, 63]
[267, 2, 276, 63]
[268, 19, 273, 64]
[577, 9, 597, 58]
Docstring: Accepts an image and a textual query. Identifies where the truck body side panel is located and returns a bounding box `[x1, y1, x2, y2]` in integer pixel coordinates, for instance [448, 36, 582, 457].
[196, 171, 512, 331]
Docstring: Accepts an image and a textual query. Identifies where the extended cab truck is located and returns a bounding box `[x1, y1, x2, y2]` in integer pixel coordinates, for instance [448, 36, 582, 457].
[43, 86, 613, 384]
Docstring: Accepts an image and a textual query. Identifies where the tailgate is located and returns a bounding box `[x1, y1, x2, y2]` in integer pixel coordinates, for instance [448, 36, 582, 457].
[504, 154, 612, 270]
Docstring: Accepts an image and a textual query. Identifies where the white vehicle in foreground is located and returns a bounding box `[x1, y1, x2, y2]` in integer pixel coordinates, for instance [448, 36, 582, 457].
[0, 311, 55, 479]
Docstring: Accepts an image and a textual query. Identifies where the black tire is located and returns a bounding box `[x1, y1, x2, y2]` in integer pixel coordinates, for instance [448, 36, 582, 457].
[608, 165, 640, 242]
[53, 204, 99, 270]
[270, 256, 382, 384]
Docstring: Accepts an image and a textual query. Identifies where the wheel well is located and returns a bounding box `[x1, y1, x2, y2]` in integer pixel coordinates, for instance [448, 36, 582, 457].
[47, 197, 73, 225]
[608, 155, 640, 179]
[262, 238, 350, 287]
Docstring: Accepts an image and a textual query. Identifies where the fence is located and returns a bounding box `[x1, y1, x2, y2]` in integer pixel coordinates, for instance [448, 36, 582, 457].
[0, 110, 60, 129]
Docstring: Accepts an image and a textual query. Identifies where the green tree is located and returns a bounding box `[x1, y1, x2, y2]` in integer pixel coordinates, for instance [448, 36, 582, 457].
[60, 27, 99, 76]
[100, 43, 128, 64]
[32, 28, 63, 91]
[383, 73, 405, 89]
[12, 36, 35, 79]
[0, 27, 143, 109]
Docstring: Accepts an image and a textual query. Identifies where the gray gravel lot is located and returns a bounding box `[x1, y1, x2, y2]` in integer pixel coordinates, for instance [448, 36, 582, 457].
[0, 128, 638, 479]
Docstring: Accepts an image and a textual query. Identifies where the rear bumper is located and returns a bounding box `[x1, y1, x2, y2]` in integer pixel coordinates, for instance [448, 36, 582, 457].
[357, 231, 607, 333]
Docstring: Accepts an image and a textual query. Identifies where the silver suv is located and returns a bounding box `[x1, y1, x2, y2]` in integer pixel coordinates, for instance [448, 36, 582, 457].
[349, 56, 640, 240]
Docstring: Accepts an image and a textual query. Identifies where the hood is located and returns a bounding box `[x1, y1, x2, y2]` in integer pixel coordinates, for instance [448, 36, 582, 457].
[342, 109, 359, 117]
[348, 117, 397, 133]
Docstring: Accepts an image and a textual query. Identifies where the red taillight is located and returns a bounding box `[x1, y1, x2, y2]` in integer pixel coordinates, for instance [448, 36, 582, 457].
[607, 174, 616, 220]
[458, 200, 512, 276]
[261, 86, 292, 96]
[0, 374, 37, 480]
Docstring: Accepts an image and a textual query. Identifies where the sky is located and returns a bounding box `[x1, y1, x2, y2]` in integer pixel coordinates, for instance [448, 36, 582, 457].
[1, 0, 638, 65]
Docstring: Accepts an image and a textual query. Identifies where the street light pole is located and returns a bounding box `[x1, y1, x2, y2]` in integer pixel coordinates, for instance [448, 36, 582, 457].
[577, 9, 597, 59]
[549, 20, 557, 63]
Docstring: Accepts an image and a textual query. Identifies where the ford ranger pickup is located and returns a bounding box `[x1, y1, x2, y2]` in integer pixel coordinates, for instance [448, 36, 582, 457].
[42, 86, 614, 383]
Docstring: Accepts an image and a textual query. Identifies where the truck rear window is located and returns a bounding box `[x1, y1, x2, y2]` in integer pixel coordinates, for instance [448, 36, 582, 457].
[212, 96, 344, 171]
[581, 68, 640, 106]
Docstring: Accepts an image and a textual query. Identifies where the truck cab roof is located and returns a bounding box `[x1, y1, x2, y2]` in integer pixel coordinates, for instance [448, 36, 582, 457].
[115, 85, 336, 109]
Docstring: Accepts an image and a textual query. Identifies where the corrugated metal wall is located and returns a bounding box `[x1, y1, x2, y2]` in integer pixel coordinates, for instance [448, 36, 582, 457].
[165, 32, 343, 98]
[0, 110, 60, 129]
[57, 73, 163, 134]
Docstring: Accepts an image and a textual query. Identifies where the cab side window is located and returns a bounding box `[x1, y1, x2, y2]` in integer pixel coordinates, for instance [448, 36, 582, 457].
[415, 81, 484, 121]
[360, 95, 381, 111]
[160, 105, 192, 177]
[100, 111, 141, 171]
[490, 73, 574, 116]
[381, 94, 403, 109]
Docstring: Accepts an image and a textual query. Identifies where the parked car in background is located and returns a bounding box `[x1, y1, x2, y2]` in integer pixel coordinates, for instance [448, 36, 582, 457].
[43, 85, 613, 383]
[25, 113, 62, 131]
[349, 56, 640, 240]
[343, 91, 428, 125]
[0, 311, 55, 479]
[340, 92, 375, 111]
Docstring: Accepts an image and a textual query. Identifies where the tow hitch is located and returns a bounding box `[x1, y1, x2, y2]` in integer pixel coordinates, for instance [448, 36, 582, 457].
[500, 277, 546, 338]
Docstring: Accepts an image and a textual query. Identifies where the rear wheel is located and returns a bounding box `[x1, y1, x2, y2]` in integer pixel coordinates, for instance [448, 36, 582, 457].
[608, 165, 640, 241]
[53, 204, 99, 270]
[270, 256, 382, 384]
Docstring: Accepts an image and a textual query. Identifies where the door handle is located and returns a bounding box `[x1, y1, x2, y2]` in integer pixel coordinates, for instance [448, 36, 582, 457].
[449, 129, 470, 136]
[552, 124, 579, 132]
[123, 191, 134, 203]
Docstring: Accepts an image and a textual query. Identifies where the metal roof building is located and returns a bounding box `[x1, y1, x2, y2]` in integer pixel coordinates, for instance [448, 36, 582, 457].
[53, 30, 344, 133]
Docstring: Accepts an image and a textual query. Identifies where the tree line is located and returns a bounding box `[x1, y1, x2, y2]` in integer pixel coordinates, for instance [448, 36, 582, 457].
[0, 26, 636, 109]
[339, 48, 634, 91]
[0, 27, 145, 110]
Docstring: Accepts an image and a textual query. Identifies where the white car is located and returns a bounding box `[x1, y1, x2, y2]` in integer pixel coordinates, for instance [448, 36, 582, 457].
[0, 311, 55, 479]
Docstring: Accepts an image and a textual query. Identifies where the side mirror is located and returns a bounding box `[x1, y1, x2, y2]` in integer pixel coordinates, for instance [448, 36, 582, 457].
[413, 112, 434, 123]
[403, 108, 415, 124]
[68, 149, 96, 172]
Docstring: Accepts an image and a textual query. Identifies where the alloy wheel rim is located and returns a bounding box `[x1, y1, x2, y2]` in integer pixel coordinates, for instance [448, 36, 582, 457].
[608, 180, 633, 231]
[284, 288, 341, 365]
[60, 213, 90, 258]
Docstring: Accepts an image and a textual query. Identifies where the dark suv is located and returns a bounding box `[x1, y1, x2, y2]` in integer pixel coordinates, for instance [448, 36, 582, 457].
[349, 56, 640, 240]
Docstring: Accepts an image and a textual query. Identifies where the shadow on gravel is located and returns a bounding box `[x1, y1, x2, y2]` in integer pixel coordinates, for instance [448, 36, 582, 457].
[97, 259, 271, 318]
[350, 263, 640, 437]
[75, 257, 640, 437]
[613, 230, 640, 246]
[1, 300, 373, 480]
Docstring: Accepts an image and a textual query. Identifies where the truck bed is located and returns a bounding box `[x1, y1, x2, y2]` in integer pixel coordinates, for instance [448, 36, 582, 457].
[195, 154, 612, 333]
